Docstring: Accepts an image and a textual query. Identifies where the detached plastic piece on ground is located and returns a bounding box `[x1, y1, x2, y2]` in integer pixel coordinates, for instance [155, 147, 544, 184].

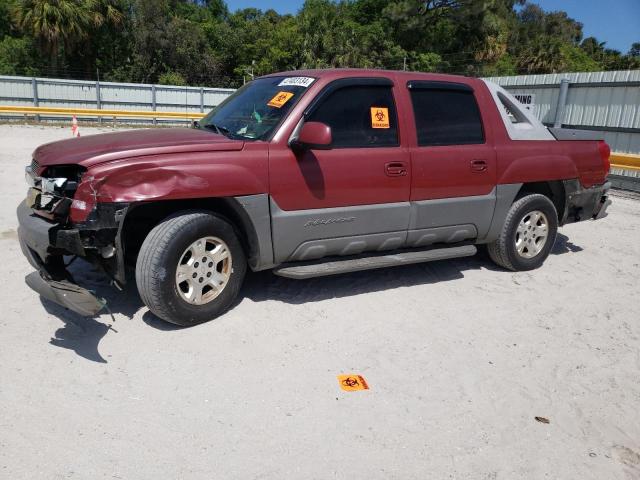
[25, 271, 106, 316]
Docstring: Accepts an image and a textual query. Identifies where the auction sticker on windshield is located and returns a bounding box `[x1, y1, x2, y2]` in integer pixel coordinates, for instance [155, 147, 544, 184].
[268, 91, 295, 108]
[278, 77, 315, 88]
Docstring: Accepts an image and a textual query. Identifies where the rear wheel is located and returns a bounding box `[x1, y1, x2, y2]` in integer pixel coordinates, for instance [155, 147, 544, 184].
[135, 211, 246, 326]
[487, 194, 558, 271]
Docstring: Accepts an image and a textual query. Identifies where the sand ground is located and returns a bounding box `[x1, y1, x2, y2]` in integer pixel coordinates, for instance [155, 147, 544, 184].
[0, 124, 639, 479]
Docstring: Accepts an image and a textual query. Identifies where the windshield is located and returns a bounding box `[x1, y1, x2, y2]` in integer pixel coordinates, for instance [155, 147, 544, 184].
[198, 76, 316, 140]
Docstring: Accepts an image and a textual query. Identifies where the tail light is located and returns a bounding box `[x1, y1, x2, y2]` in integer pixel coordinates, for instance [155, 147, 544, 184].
[598, 141, 611, 172]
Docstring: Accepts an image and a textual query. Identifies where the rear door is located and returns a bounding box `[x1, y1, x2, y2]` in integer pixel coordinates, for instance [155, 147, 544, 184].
[406, 81, 497, 247]
[268, 78, 411, 263]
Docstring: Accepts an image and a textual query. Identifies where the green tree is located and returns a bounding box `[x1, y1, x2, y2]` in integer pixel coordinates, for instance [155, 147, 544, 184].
[481, 53, 517, 76]
[517, 36, 565, 73]
[0, 35, 40, 75]
[164, 16, 221, 85]
[408, 52, 443, 72]
[16, 0, 93, 73]
[298, 0, 404, 69]
[158, 70, 186, 85]
[127, 0, 172, 82]
[383, 0, 461, 52]
[0, 0, 18, 38]
[1, 0, 635, 86]
[78, 0, 128, 78]
[561, 44, 600, 72]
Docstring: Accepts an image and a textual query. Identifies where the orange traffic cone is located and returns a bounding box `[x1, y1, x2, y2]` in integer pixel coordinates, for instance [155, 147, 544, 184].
[71, 115, 80, 137]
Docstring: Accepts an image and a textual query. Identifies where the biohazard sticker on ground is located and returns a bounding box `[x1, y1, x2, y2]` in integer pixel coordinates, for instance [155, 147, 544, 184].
[267, 91, 295, 108]
[337, 374, 369, 391]
[370, 107, 390, 129]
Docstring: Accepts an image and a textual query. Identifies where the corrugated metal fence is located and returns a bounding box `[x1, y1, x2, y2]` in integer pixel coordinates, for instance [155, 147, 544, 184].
[485, 70, 640, 155]
[0, 75, 235, 123]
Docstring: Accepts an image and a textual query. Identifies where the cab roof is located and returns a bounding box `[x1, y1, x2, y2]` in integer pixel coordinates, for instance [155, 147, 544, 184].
[262, 68, 477, 86]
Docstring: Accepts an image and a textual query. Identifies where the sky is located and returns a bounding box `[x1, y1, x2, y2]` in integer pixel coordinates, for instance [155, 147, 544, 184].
[224, 0, 639, 53]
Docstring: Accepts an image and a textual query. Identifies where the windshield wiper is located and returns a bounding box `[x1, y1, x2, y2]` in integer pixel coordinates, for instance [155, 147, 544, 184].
[201, 123, 233, 138]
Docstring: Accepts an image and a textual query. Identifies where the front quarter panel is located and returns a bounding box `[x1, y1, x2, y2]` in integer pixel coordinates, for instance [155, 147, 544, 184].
[83, 143, 269, 203]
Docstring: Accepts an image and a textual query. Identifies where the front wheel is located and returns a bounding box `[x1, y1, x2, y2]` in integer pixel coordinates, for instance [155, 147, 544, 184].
[135, 211, 247, 326]
[487, 194, 558, 271]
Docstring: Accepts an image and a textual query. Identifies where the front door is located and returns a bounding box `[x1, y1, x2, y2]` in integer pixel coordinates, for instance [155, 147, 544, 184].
[406, 81, 497, 247]
[269, 79, 411, 263]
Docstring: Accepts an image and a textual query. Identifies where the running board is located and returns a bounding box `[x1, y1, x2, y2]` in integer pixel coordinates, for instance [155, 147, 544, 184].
[272, 245, 477, 279]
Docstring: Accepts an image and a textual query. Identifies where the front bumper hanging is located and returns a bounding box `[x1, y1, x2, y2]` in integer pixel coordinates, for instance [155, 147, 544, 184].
[25, 271, 106, 316]
[17, 201, 106, 316]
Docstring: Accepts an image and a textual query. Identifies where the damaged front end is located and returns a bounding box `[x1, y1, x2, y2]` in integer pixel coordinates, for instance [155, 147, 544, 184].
[18, 161, 127, 316]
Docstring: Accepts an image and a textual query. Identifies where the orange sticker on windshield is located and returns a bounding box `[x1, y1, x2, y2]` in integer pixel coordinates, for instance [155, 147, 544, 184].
[370, 107, 390, 129]
[337, 374, 369, 391]
[268, 91, 294, 108]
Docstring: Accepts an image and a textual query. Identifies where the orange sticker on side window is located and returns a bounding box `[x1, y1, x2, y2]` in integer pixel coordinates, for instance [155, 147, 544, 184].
[337, 375, 369, 391]
[268, 91, 294, 108]
[370, 107, 390, 129]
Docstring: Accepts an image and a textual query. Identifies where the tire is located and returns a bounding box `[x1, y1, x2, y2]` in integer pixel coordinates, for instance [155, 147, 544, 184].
[135, 211, 247, 326]
[487, 194, 558, 272]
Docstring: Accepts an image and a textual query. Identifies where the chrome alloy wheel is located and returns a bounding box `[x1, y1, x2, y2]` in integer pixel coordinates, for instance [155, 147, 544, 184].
[515, 210, 549, 259]
[175, 236, 232, 305]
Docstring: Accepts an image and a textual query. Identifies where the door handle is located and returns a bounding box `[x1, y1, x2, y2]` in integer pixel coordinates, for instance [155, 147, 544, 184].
[385, 162, 407, 177]
[470, 159, 488, 173]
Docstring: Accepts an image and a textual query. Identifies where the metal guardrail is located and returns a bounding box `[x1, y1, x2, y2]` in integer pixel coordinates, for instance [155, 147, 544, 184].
[0, 105, 203, 121]
[608, 153, 640, 192]
[0, 74, 234, 125]
[610, 153, 640, 171]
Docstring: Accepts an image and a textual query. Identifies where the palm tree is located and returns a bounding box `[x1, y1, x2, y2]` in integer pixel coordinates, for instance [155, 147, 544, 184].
[89, 0, 124, 30]
[83, 0, 125, 77]
[17, 0, 93, 73]
[518, 37, 565, 74]
[16, 0, 124, 76]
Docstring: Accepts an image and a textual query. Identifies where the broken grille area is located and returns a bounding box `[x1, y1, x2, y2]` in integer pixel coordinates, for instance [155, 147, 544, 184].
[27, 163, 86, 219]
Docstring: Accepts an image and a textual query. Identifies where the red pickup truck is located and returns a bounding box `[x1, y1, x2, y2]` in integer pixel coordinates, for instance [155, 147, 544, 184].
[18, 69, 611, 325]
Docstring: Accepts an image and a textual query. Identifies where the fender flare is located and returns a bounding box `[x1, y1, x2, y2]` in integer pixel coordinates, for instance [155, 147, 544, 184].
[119, 194, 275, 275]
[220, 195, 275, 271]
[481, 183, 522, 243]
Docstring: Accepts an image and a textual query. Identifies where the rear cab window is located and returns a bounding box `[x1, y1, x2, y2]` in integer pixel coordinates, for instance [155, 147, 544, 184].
[408, 81, 484, 147]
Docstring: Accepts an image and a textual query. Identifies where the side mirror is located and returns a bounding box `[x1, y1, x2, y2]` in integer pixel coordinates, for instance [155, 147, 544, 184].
[291, 121, 332, 151]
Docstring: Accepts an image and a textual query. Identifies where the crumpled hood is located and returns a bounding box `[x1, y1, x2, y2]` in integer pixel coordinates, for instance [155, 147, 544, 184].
[33, 128, 244, 169]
